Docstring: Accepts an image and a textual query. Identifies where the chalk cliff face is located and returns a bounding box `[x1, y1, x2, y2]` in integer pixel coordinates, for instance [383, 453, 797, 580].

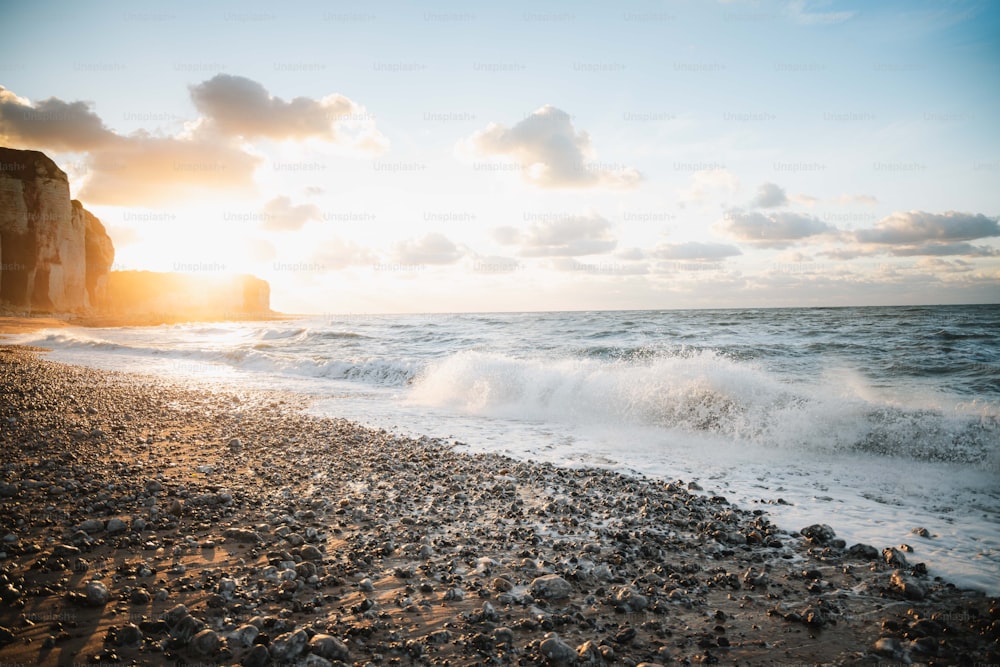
[0, 147, 114, 311]
[1, 146, 271, 319]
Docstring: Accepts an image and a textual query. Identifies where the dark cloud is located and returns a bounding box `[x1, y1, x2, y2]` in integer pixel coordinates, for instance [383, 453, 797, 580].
[0, 87, 116, 151]
[189, 74, 384, 148]
[465, 105, 641, 189]
[718, 210, 835, 248]
[496, 213, 617, 257]
[854, 211, 1000, 244]
[1, 77, 386, 206]
[890, 242, 998, 257]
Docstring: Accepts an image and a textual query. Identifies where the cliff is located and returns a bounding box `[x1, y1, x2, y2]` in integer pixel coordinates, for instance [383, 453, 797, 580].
[105, 271, 271, 319]
[1, 146, 272, 320]
[0, 147, 114, 311]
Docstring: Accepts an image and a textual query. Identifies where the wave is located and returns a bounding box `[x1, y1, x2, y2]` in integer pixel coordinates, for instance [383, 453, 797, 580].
[409, 350, 999, 464]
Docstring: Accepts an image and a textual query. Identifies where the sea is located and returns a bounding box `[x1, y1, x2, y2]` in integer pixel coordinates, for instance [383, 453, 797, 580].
[12, 304, 1000, 593]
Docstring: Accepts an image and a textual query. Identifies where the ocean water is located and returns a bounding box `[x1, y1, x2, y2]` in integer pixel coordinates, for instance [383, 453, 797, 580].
[12, 305, 1000, 593]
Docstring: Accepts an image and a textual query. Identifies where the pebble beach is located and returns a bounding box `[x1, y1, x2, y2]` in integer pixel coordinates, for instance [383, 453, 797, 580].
[1, 344, 998, 666]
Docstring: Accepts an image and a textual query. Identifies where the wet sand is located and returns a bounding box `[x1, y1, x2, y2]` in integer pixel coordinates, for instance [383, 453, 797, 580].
[0, 346, 997, 666]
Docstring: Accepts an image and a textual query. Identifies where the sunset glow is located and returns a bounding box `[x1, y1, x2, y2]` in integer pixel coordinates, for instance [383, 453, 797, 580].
[1, 0, 997, 313]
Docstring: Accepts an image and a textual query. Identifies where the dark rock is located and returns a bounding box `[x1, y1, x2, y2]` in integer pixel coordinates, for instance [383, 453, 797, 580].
[847, 543, 879, 560]
[801, 524, 836, 545]
[528, 574, 573, 600]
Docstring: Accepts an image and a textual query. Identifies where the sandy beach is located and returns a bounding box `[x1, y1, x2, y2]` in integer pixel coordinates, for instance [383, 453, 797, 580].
[0, 343, 997, 666]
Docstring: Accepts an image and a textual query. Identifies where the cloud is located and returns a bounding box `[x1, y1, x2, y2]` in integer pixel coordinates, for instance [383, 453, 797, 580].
[79, 133, 261, 206]
[651, 241, 742, 261]
[463, 105, 641, 189]
[392, 233, 464, 265]
[190, 74, 386, 150]
[551, 257, 649, 275]
[889, 242, 998, 257]
[717, 210, 835, 248]
[0, 87, 116, 151]
[835, 193, 878, 206]
[750, 182, 788, 208]
[853, 211, 1000, 245]
[1, 77, 387, 206]
[677, 168, 740, 207]
[496, 213, 617, 257]
[261, 196, 321, 232]
[313, 237, 377, 270]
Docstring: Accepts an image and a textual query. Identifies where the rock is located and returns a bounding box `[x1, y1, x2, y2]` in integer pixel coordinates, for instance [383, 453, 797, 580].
[191, 628, 219, 655]
[359, 578, 374, 592]
[874, 637, 905, 659]
[528, 574, 573, 600]
[269, 629, 309, 661]
[85, 580, 110, 606]
[540, 633, 576, 664]
[890, 570, 926, 601]
[243, 644, 270, 667]
[801, 524, 836, 545]
[53, 544, 81, 558]
[167, 499, 184, 516]
[116, 624, 143, 647]
[232, 623, 259, 648]
[228, 437, 243, 452]
[912, 527, 931, 538]
[106, 518, 127, 534]
[299, 544, 323, 561]
[309, 633, 350, 661]
[302, 655, 333, 667]
[614, 586, 648, 611]
[172, 614, 205, 643]
[78, 519, 104, 533]
[847, 543, 879, 560]
[493, 576, 514, 592]
[883, 547, 909, 567]
[223, 527, 261, 543]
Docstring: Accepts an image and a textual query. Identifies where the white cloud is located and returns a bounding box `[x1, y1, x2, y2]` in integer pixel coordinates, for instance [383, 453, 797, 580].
[313, 237, 377, 270]
[677, 169, 740, 207]
[392, 232, 464, 265]
[651, 241, 743, 261]
[261, 196, 322, 232]
[750, 182, 789, 208]
[463, 105, 641, 189]
[495, 213, 617, 257]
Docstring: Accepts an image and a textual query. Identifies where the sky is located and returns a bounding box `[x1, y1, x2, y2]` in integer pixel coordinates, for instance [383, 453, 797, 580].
[1, 0, 998, 313]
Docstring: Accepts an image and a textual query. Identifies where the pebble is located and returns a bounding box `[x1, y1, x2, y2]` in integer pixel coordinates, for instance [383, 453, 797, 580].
[106, 518, 127, 534]
[85, 580, 110, 606]
[528, 574, 573, 600]
[309, 633, 350, 661]
[800, 523, 837, 545]
[540, 632, 576, 664]
[191, 628, 219, 655]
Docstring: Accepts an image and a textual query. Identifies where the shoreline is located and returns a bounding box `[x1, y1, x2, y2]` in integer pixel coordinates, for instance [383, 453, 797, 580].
[0, 313, 297, 336]
[0, 346, 997, 665]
